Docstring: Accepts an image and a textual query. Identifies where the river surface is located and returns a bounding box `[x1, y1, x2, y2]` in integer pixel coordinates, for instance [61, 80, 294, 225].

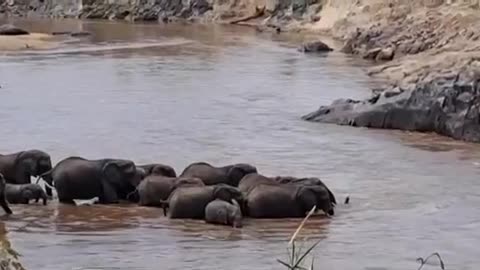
[1, 19, 480, 270]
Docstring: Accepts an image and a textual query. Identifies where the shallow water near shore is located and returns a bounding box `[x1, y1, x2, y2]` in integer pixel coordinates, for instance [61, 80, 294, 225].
[1, 18, 480, 270]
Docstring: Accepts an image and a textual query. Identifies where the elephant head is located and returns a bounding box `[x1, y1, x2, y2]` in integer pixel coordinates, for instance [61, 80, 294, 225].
[213, 184, 245, 213]
[226, 164, 258, 186]
[139, 164, 177, 178]
[101, 159, 144, 202]
[16, 150, 52, 181]
[297, 185, 334, 216]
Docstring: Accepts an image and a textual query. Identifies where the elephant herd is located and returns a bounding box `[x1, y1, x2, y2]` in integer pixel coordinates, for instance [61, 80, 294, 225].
[0, 149, 338, 228]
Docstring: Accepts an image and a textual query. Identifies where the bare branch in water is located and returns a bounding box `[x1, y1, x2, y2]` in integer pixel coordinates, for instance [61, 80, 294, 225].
[416, 252, 445, 270]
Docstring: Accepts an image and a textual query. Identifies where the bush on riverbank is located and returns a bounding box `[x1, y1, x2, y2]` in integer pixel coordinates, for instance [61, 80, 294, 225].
[0, 223, 26, 270]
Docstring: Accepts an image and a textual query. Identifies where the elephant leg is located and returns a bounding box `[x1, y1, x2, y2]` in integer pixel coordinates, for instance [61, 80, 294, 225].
[101, 180, 119, 204]
[0, 194, 12, 214]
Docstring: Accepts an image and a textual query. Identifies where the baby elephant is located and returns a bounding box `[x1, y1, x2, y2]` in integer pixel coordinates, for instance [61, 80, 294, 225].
[205, 199, 242, 228]
[5, 183, 48, 205]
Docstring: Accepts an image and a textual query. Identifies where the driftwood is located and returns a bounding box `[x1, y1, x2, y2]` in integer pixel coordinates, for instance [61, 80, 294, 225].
[228, 6, 265, 24]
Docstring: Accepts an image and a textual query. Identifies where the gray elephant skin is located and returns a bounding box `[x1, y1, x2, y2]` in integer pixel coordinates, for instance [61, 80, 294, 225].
[180, 162, 257, 186]
[0, 150, 53, 196]
[41, 156, 145, 204]
[0, 174, 12, 214]
[5, 183, 48, 205]
[205, 199, 242, 228]
[137, 163, 177, 178]
[165, 184, 244, 219]
[239, 173, 335, 218]
[239, 173, 337, 208]
[137, 175, 204, 206]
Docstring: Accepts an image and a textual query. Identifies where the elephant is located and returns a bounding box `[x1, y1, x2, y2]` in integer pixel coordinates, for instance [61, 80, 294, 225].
[180, 162, 257, 186]
[205, 199, 242, 228]
[137, 163, 177, 178]
[5, 183, 48, 205]
[164, 184, 244, 219]
[41, 156, 145, 204]
[0, 150, 53, 195]
[239, 173, 337, 208]
[0, 174, 12, 214]
[137, 175, 204, 206]
[245, 184, 334, 218]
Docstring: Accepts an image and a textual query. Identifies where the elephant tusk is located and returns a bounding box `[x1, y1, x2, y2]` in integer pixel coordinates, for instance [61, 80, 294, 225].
[41, 179, 56, 190]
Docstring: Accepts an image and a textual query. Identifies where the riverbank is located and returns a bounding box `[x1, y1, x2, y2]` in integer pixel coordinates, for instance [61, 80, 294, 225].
[0, 223, 26, 270]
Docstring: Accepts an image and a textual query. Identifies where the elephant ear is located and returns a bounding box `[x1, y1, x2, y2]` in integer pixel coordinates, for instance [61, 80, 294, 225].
[101, 162, 124, 203]
[213, 185, 233, 202]
[296, 186, 317, 214]
[227, 166, 247, 186]
[17, 151, 37, 177]
[153, 166, 177, 177]
[21, 189, 34, 200]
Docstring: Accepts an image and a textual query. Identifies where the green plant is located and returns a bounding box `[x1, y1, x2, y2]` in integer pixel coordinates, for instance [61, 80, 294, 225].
[277, 206, 319, 270]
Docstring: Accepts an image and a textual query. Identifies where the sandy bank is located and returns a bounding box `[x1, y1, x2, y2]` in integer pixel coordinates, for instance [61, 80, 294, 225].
[0, 33, 59, 50]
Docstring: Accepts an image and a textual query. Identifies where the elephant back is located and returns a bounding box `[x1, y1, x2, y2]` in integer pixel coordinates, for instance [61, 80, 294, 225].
[179, 162, 227, 186]
[238, 173, 278, 194]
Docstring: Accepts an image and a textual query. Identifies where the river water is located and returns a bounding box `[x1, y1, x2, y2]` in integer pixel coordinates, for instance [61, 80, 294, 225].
[1, 19, 480, 270]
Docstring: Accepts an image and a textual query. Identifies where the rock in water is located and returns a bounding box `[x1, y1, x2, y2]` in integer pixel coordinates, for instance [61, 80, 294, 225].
[299, 41, 333, 53]
[0, 25, 29, 36]
[302, 64, 480, 143]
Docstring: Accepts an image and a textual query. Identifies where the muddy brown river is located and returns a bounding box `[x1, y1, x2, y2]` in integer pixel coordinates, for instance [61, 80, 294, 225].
[1, 19, 480, 270]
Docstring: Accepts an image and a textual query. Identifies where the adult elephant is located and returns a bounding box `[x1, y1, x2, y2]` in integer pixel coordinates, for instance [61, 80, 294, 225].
[246, 184, 334, 218]
[0, 150, 53, 194]
[239, 173, 337, 206]
[41, 156, 145, 204]
[180, 162, 257, 186]
[164, 184, 244, 219]
[137, 176, 204, 206]
[137, 163, 177, 177]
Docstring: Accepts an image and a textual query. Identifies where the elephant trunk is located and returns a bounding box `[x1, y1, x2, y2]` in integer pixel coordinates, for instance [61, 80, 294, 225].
[231, 199, 243, 228]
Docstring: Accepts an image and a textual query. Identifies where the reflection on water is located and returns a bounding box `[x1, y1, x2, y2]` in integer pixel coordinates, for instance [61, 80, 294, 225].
[0, 19, 479, 270]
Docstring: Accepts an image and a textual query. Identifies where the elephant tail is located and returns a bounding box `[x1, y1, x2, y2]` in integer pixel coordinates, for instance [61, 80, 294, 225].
[159, 200, 169, 217]
[344, 196, 350, 205]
